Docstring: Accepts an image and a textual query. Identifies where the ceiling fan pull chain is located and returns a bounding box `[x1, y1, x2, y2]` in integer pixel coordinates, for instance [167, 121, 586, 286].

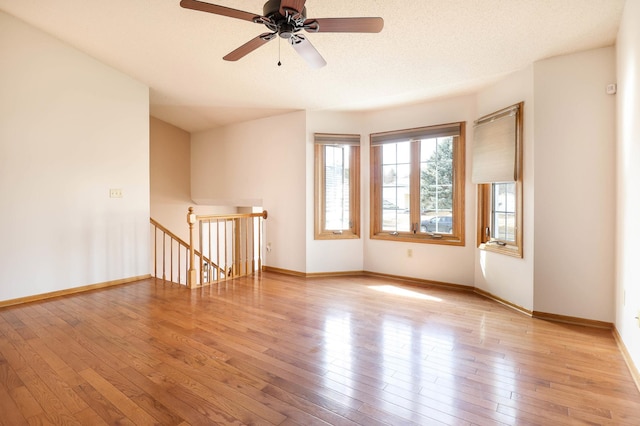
[278, 37, 282, 66]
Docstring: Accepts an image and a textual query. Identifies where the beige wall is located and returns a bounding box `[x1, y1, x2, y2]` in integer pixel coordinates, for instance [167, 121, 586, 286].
[149, 116, 239, 239]
[150, 116, 191, 241]
[616, 0, 640, 373]
[533, 47, 616, 322]
[0, 10, 150, 302]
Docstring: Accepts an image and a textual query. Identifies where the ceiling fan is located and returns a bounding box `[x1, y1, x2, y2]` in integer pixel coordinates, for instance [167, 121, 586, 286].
[179, 0, 384, 68]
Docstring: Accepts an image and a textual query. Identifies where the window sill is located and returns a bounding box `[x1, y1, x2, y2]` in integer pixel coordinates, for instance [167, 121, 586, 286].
[479, 242, 522, 258]
[315, 231, 360, 240]
[372, 232, 465, 246]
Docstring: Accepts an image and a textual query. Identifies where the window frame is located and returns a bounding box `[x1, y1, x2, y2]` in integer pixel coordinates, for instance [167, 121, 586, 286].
[314, 133, 361, 240]
[370, 122, 466, 245]
[476, 102, 524, 258]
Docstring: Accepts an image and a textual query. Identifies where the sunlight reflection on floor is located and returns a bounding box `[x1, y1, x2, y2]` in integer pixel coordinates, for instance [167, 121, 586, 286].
[368, 285, 443, 302]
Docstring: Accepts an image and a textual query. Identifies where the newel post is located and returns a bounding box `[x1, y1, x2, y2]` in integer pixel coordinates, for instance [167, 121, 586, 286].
[187, 207, 197, 288]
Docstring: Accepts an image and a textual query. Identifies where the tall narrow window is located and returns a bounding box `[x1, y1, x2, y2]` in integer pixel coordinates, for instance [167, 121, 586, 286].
[314, 133, 360, 239]
[474, 102, 523, 257]
[370, 122, 465, 245]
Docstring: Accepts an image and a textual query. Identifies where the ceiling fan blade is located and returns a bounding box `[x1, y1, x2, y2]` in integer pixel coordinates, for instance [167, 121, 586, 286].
[180, 0, 259, 22]
[290, 35, 326, 69]
[223, 34, 274, 61]
[304, 17, 384, 33]
[280, 0, 307, 17]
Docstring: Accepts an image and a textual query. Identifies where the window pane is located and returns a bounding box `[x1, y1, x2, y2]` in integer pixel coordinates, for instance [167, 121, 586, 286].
[382, 165, 410, 232]
[420, 215, 453, 234]
[491, 182, 516, 242]
[324, 145, 350, 230]
[382, 165, 397, 185]
[397, 141, 411, 164]
[382, 209, 410, 232]
[420, 138, 436, 162]
[382, 142, 411, 232]
[382, 143, 396, 164]
[420, 137, 454, 234]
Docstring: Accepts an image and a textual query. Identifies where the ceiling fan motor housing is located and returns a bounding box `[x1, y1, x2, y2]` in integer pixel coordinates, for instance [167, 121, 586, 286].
[262, 0, 307, 38]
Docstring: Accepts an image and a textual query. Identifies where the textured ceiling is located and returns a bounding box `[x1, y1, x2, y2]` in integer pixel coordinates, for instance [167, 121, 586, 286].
[0, 0, 625, 132]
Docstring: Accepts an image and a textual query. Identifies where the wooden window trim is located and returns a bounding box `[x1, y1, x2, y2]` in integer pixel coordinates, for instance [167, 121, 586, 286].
[477, 102, 524, 258]
[370, 123, 466, 246]
[314, 141, 360, 240]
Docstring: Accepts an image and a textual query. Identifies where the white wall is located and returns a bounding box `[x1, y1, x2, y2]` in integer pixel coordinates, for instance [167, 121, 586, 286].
[0, 11, 150, 302]
[533, 47, 616, 322]
[361, 95, 477, 287]
[305, 111, 366, 273]
[190, 111, 307, 273]
[616, 0, 640, 372]
[475, 66, 535, 311]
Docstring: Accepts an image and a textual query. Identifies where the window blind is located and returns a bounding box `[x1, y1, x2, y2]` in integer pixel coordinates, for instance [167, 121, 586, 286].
[472, 105, 519, 184]
[370, 123, 461, 145]
[314, 133, 360, 146]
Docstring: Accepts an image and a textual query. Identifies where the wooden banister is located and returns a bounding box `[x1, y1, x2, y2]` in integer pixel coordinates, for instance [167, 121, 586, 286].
[150, 209, 267, 288]
[187, 207, 197, 288]
[187, 208, 268, 288]
[150, 218, 189, 248]
[150, 216, 219, 287]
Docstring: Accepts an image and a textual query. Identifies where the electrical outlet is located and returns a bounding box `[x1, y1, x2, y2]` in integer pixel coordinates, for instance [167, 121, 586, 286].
[109, 188, 123, 198]
[407, 249, 413, 258]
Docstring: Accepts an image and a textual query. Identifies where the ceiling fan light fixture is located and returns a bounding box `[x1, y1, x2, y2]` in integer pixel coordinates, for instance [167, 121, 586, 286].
[279, 22, 298, 39]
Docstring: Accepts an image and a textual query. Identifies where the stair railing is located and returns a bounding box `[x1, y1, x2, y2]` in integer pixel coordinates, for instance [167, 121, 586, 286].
[150, 218, 219, 286]
[187, 207, 268, 288]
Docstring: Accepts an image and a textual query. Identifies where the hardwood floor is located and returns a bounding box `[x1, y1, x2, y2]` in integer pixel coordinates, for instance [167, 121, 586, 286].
[1, 273, 639, 425]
